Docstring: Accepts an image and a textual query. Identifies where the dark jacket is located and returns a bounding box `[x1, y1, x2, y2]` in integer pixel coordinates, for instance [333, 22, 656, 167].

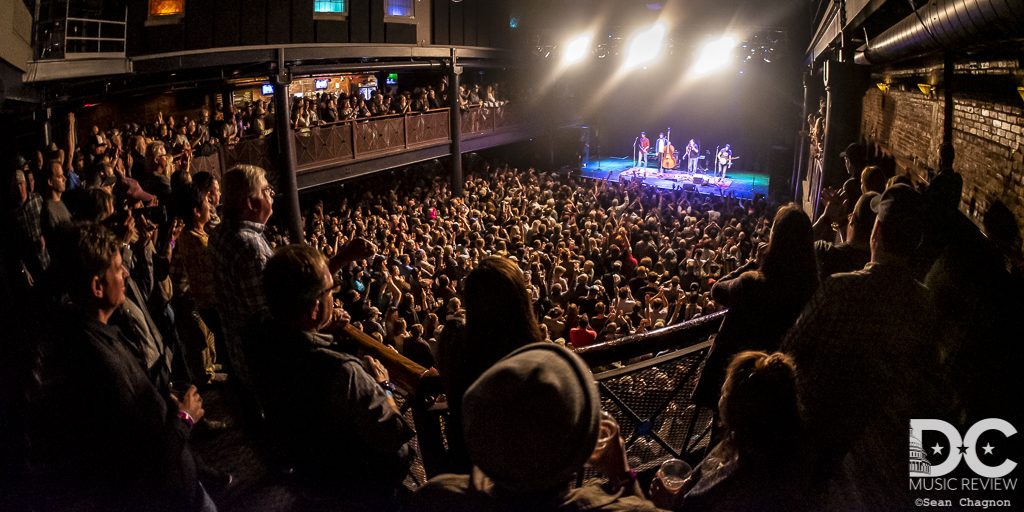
[38, 310, 200, 511]
[248, 316, 413, 486]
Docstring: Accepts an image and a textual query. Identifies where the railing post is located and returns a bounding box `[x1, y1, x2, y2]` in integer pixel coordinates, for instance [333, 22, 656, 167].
[448, 53, 463, 197]
[271, 70, 304, 245]
[351, 119, 357, 159]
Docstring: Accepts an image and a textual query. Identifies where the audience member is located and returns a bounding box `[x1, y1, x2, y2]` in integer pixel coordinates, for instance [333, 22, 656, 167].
[780, 184, 944, 509]
[691, 204, 817, 411]
[250, 244, 413, 507]
[651, 351, 809, 511]
[413, 343, 660, 512]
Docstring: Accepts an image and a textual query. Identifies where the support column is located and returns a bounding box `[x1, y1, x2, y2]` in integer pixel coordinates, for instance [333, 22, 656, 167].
[943, 53, 954, 146]
[41, 107, 53, 147]
[271, 73, 304, 245]
[820, 59, 868, 191]
[793, 72, 812, 203]
[448, 57, 464, 197]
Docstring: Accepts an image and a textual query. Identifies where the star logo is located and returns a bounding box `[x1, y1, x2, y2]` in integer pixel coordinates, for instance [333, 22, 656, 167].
[932, 443, 944, 455]
[982, 443, 994, 455]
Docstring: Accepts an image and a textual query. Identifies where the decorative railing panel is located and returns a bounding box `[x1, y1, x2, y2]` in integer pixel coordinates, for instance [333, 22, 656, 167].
[295, 122, 354, 167]
[221, 136, 277, 175]
[407, 111, 451, 146]
[354, 116, 406, 155]
[190, 152, 223, 180]
[460, 105, 524, 137]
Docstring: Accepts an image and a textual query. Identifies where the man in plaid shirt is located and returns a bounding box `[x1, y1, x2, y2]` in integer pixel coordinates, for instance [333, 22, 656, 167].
[6, 168, 49, 284]
[209, 165, 276, 389]
[779, 184, 941, 509]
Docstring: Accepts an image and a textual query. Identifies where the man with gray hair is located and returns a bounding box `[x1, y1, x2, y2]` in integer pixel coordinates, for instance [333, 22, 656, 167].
[208, 164, 276, 388]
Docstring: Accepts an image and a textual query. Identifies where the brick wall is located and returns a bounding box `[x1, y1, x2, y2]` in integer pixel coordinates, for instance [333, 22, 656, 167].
[860, 86, 1024, 254]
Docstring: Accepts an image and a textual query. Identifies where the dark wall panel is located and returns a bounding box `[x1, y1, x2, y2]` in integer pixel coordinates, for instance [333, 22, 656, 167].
[476, 0, 490, 48]
[266, 1, 290, 44]
[316, 20, 349, 43]
[450, 1, 464, 46]
[240, 0, 267, 46]
[370, 0, 386, 44]
[126, 0, 147, 57]
[185, 0, 214, 50]
[350, 0, 371, 43]
[213, 0, 241, 47]
[385, 23, 416, 44]
[463, 0, 477, 47]
[291, 0, 315, 43]
[432, 0, 449, 46]
[147, 24, 186, 54]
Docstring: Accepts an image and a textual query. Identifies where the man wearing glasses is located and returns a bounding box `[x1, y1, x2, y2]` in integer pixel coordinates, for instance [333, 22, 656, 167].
[249, 244, 413, 506]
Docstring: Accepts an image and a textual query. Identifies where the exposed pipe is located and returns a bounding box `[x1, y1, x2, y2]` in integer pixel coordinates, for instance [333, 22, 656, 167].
[289, 60, 445, 76]
[854, 0, 1024, 65]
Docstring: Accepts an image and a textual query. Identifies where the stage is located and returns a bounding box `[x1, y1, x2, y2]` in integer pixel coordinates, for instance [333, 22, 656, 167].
[574, 157, 769, 198]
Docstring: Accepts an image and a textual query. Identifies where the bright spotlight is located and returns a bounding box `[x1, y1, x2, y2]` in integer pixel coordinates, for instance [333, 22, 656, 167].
[625, 23, 667, 69]
[563, 35, 591, 65]
[692, 35, 737, 75]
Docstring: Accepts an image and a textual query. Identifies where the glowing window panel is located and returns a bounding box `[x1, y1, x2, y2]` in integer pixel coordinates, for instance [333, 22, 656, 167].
[315, 0, 345, 13]
[386, 0, 413, 17]
[150, 0, 184, 16]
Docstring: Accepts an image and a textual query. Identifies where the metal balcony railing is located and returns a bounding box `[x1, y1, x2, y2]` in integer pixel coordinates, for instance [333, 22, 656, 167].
[187, 105, 526, 184]
[35, 7, 127, 60]
[575, 310, 726, 481]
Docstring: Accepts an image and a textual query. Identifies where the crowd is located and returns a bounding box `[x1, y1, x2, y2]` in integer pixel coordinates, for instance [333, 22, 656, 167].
[1, 92, 1021, 512]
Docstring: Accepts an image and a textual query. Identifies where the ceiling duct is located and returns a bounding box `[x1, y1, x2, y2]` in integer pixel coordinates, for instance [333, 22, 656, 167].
[855, 0, 1024, 65]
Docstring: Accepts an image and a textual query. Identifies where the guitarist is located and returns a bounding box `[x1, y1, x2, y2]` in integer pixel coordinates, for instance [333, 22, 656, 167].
[685, 139, 700, 174]
[639, 132, 651, 168]
[716, 144, 733, 179]
[656, 132, 668, 172]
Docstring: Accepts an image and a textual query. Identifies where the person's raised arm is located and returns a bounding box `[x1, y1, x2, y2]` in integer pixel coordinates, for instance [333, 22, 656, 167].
[64, 113, 77, 175]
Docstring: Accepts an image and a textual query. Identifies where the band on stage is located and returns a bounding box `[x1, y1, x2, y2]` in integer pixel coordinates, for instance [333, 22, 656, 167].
[633, 129, 737, 179]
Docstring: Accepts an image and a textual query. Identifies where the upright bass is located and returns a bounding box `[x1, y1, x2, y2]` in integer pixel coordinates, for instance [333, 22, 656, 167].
[661, 128, 677, 169]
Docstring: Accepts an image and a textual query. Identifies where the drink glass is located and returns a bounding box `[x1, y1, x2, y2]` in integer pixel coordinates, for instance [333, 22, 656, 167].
[655, 458, 692, 492]
[169, 380, 191, 401]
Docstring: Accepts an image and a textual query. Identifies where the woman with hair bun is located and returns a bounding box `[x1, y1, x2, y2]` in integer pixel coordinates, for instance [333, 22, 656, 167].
[651, 351, 809, 511]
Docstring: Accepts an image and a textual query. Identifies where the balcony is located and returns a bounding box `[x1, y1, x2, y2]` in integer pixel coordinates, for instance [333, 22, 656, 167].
[189, 104, 538, 189]
[27, 10, 131, 82]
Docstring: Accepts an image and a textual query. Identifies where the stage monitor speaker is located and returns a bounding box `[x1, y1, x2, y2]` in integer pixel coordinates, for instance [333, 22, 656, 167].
[692, 176, 703, 185]
[683, 183, 696, 191]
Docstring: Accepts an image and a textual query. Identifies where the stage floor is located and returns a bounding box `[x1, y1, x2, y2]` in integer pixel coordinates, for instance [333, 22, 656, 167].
[578, 157, 769, 198]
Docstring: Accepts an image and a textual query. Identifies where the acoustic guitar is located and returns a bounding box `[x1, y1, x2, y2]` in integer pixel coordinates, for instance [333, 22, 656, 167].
[717, 154, 739, 166]
[662, 128, 677, 169]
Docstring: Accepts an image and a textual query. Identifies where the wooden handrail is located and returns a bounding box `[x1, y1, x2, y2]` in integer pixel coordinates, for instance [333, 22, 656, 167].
[341, 323, 442, 397]
[573, 310, 727, 367]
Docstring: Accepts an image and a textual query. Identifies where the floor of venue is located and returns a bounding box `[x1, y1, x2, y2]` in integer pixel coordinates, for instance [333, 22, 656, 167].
[575, 157, 770, 198]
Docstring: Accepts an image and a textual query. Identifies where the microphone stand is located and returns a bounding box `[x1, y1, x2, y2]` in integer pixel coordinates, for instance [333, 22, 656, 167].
[633, 136, 639, 169]
[715, 145, 720, 182]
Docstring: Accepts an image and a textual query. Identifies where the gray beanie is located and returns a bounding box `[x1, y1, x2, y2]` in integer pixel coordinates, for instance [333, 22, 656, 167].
[463, 342, 600, 493]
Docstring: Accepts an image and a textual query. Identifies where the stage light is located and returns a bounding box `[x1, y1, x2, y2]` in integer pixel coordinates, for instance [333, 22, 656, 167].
[624, 23, 667, 69]
[563, 35, 591, 65]
[692, 35, 737, 76]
